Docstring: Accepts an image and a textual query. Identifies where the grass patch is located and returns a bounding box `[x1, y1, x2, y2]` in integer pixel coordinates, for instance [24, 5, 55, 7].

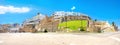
[58, 20, 88, 31]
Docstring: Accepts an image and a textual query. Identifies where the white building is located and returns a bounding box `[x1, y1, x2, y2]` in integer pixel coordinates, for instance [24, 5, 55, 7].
[53, 11, 87, 21]
[23, 13, 45, 25]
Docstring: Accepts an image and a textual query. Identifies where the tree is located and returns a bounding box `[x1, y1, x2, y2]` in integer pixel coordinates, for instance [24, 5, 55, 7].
[98, 30, 101, 33]
[37, 13, 40, 15]
[80, 27, 85, 32]
[94, 19, 97, 22]
[112, 22, 115, 26]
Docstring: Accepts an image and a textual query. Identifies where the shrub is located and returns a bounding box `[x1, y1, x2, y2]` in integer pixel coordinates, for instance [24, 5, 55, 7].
[44, 29, 48, 33]
[80, 28, 85, 31]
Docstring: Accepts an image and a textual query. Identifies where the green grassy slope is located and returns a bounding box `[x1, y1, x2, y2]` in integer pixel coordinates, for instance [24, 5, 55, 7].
[58, 20, 88, 31]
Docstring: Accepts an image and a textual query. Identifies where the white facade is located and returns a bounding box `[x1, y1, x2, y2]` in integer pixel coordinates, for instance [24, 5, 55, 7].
[53, 11, 85, 21]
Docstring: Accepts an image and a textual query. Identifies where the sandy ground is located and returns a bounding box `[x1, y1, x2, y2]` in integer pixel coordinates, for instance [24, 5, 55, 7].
[0, 32, 120, 45]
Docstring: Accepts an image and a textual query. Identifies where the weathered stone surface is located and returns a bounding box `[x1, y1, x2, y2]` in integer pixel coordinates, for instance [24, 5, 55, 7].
[36, 16, 60, 32]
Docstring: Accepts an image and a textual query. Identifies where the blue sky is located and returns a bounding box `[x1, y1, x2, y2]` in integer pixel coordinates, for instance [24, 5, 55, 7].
[0, 0, 120, 28]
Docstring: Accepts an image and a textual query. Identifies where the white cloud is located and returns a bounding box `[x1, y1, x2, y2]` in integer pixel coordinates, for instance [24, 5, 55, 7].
[0, 5, 30, 14]
[71, 6, 76, 11]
